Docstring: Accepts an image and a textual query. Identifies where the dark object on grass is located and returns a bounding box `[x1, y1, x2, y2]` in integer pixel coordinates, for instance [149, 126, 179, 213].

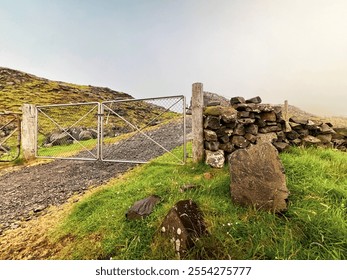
[126, 195, 161, 220]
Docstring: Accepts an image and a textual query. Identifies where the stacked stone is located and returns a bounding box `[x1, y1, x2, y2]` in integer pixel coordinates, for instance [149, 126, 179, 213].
[203, 96, 288, 168]
[286, 117, 347, 151]
[203, 95, 347, 168]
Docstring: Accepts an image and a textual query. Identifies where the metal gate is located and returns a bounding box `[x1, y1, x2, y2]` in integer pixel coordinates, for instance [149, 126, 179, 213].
[35, 96, 186, 164]
[0, 112, 21, 162]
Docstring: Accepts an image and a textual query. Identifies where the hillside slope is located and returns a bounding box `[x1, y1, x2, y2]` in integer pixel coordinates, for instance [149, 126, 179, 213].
[0, 67, 131, 112]
[281, 104, 347, 128]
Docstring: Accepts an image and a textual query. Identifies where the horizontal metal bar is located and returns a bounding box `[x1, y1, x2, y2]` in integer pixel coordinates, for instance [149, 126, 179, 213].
[102, 95, 184, 105]
[36, 102, 100, 109]
[101, 159, 148, 164]
[36, 155, 98, 161]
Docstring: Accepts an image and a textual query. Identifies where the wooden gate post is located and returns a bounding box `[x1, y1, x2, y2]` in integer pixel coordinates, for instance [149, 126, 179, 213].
[284, 100, 289, 122]
[192, 83, 204, 162]
[22, 104, 36, 160]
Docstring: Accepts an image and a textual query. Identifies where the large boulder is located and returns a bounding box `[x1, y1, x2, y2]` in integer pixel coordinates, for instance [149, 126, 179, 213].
[48, 131, 72, 146]
[229, 142, 289, 213]
[160, 199, 208, 255]
[79, 130, 94, 141]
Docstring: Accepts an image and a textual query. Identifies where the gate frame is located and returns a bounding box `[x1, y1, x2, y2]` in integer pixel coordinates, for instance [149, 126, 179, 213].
[34, 95, 187, 164]
[100, 95, 187, 164]
[35, 102, 101, 161]
[0, 112, 21, 162]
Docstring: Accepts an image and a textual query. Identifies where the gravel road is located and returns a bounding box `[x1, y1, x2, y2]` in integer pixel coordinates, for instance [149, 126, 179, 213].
[0, 118, 191, 233]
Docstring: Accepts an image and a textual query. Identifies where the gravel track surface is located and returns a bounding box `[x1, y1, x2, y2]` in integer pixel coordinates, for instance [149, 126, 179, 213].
[0, 118, 191, 233]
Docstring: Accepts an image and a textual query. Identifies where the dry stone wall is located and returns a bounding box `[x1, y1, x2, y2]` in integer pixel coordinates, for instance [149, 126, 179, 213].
[203, 96, 346, 167]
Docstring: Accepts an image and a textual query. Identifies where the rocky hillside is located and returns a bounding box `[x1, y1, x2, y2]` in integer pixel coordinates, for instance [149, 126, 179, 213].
[0, 67, 131, 112]
[279, 104, 347, 128]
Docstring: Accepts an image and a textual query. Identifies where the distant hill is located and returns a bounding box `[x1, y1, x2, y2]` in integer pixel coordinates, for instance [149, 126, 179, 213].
[0, 67, 179, 134]
[0, 67, 132, 112]
[279, 104, 347, 128]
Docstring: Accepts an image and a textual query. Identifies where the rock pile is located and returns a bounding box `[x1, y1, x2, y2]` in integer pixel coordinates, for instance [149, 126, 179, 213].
[285, 117, 347, 151]
[203, 96, 286, 167]
[203, 96, 346, 167]
[44, 127, 98, 146]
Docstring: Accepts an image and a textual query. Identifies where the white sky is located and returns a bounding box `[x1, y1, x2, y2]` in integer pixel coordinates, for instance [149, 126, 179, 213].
[1, 0, 347, 116]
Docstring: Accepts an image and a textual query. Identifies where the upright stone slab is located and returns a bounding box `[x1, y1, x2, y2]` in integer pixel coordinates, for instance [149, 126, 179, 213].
[160, 200, 208, 255]
[229, 142, 289, 213]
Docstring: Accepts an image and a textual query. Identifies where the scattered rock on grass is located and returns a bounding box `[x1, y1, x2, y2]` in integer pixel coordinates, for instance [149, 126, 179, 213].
[160, 199, 208, 255]
[126, 195, 161, 220]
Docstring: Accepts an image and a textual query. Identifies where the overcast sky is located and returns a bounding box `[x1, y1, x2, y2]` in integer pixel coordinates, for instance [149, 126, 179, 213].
[1, 0, 347, 116]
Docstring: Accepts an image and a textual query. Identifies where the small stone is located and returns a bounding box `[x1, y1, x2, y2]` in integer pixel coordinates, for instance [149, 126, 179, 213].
[320, 123, 336, 134]
[219, 135, 230, 144]
[232, 136, 250, 148]
[245, 124, 258, 135]
[33, 205, 46, 213]
[289, 117, 307, 125]
[204, 141, 219, 151]
[257, 132, 278, 144]
[219, 142, 235, 153]
[258, 125, 282, 133]
[206, 100, 220, 106]
[234, 124, 245, 135]
[204, 116, 220, 130]
[205, 150, 225, 168]
[237, 118, 255, 124]
[204, 106, 224, 116]
[317, 134, 332, 144]
[237, 111, 250, 118]
[286, 130, 300, 140]
[230, 96, 245, 105]
[334, 127, 347, 137]
[204, 129, 218, 141]
[244, 133, 257, 143]
[246, 96, 262, 104]
[126, 195, 161, 220]
[302, 135, 321, 146]
[273, 141, 290, 152]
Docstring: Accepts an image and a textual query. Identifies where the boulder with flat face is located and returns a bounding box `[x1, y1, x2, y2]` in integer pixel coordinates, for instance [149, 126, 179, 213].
[229, 142, 289, 213]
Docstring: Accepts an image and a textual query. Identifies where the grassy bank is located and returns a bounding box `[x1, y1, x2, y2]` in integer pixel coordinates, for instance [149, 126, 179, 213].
[47, 145, 346, 260]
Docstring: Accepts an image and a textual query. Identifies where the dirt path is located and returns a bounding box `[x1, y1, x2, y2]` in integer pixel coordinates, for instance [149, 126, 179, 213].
[0, 118, 191, 234]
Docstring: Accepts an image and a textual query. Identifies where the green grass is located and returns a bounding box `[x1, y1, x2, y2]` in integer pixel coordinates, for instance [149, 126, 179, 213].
[50, 145, 347, 260]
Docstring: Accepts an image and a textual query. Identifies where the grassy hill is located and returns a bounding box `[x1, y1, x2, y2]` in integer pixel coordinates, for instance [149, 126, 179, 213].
[0, 67, 131, 112]
[0, 66, 180, 142]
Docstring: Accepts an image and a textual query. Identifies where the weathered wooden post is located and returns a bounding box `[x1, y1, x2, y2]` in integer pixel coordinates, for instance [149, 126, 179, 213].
[192, 83, 204, 162]
[284, 100, 289, 122]
[21, 104, 36, 160]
